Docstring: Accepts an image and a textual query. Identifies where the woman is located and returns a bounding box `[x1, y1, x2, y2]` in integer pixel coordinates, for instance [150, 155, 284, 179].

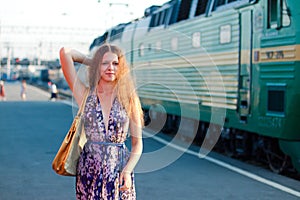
[49, 82, 58, 101]
[60, 44, 143, 199]
[20, 79, 27, 100]
[0, 80, 5, 101]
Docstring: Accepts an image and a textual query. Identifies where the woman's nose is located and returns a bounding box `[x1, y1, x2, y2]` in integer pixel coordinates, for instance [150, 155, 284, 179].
[107, 63, 114, 70]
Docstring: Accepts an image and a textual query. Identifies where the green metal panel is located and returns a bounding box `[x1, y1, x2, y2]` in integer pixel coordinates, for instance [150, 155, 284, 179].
[133, 9, 241, 115]
[91, 1, 300, 168]
[280, 140, 300, 172]
[253, 0, 300, 140]
[131, 0, 300, 141]
[92, 0, 300, 173]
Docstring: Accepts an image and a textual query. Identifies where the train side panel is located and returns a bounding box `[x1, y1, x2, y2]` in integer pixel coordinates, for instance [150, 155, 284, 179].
[133, 8, 241, 122]
[91, 0, 300, 173]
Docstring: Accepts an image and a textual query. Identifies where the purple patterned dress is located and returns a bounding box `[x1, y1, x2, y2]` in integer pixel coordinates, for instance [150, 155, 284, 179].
[76, 90, 136, 200]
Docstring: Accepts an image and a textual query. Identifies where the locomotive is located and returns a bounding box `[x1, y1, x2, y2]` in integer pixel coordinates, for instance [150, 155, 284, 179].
[89, 0, 300, 174]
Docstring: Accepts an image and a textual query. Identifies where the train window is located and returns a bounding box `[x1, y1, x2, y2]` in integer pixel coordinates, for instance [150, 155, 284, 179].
[150, 14, 158, 28]
[228, 0, 239, 2]
[144, 5, 161, 17]
[213, 0, 247, 11]
[267, 85, 285, 115]
[214, 0, 241, 7]
[155, 41, 162, 52]
[159, 11, 166, 25]
[267, 0, 290, 29]
[139, 43, 145, 57]
[150, 11, 167, 27]
[220, 25, 231, 44]
[149, 3, 174, 29]
[171, 37, 178, 51]
[192, 32, 201, 47]
[110, 26, 125, 41]
[177, 0, 193, 22]
[169, 3, 179, 25]
[282, 0, 291, 27]
[89, 32, 108, 51]
[216, 0, 226, 6]
[195, 0, 209, 16]
[268, 0, 278, 29]
[156, 12, 162, 26]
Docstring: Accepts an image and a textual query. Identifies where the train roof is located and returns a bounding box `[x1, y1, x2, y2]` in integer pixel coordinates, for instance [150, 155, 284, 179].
[89, 0, 260, 50]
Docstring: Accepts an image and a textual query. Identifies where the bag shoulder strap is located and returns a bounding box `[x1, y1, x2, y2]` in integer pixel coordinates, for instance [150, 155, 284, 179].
[77, 88, 90, 116]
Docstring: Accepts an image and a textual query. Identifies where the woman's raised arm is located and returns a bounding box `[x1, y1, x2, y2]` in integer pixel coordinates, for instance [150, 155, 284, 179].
[59, 47, 92, 106]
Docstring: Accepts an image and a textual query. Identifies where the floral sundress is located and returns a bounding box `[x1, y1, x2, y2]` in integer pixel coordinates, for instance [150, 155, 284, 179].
[76, 90, 136, 200]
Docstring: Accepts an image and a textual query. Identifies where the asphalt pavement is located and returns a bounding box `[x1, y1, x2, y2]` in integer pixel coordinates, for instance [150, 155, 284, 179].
[0, 81, 299, 200]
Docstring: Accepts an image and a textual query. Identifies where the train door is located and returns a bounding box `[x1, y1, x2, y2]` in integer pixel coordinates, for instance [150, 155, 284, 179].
[238, 9, 253, 123]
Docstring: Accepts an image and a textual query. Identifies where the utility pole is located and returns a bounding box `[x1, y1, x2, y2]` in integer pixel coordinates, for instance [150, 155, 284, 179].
[6, 45, 11, 80]
[38, 41, 42, 66]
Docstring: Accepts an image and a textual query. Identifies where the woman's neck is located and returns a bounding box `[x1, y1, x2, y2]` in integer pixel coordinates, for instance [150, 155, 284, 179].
[97, 80, 115, 95]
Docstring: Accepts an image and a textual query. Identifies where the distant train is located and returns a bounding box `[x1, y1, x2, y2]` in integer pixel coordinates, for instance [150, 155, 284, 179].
[89, 0, 300, 174]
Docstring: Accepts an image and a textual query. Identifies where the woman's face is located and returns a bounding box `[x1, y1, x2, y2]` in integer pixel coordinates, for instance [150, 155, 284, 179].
[100, 52, 119, 83]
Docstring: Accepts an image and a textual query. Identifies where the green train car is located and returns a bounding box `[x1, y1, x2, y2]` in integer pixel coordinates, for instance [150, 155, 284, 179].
[90, 0, 300, 174]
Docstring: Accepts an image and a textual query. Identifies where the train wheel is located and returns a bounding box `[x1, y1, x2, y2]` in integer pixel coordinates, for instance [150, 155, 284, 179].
[264, 139, 288, 174]
[219, 128, 235, 157]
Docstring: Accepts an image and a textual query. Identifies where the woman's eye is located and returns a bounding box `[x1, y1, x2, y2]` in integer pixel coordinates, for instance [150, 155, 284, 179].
[113, 62, 119, 66]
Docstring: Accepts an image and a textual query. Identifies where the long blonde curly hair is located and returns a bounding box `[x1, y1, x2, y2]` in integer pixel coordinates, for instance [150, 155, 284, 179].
[89, 43, 144, 126]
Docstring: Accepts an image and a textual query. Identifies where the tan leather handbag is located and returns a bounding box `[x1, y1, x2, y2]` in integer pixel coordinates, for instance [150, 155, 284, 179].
[52, 89, 89, 176]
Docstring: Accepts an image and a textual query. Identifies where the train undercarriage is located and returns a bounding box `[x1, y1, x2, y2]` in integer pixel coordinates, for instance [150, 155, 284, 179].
[144, 109, 299, 178]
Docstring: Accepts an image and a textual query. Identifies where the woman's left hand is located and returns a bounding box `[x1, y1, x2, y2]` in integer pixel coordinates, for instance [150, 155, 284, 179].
[119, 171, 132, 191]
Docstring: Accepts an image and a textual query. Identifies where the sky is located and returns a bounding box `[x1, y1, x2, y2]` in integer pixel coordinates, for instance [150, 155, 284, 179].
[0, 0, 169, 28]
[0, 0, 169, 59]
